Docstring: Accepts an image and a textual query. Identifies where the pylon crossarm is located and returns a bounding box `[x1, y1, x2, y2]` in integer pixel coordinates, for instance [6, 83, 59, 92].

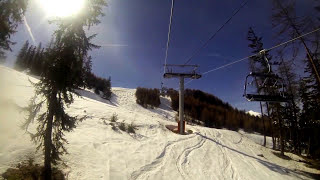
[163, 72, 201, 79]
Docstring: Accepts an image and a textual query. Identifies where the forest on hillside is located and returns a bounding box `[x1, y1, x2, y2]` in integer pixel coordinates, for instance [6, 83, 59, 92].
[14, 41, 112, 100]
[164, 88, 270, 134]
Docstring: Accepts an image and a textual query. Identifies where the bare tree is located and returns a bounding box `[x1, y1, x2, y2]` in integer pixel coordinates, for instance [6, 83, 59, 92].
[272, 0, 320, 87]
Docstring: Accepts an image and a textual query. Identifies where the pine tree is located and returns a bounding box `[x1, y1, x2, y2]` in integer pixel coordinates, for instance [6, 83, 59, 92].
[23, 1, 107, 179]
[247, 27, 272, 147]
[24, 45, 34, 71]
[102, 77, 112, 100]
[83, 55, 93, 87]
[14, 40, 29, 70]
[299, 52, 320, 157]
[31, 42, 43, 75]
[0, 0, 28, 62]
[277, 53, 300, 154]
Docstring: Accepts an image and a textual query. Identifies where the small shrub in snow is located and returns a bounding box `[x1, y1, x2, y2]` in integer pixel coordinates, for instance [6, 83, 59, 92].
[2, 158, 65, 180]
[111, 125, 118, 131]
[110, 113, 118, 122]
[110, 123, 118, 131]
[127, 123, 138, 134]
[119, 122, 126, 131]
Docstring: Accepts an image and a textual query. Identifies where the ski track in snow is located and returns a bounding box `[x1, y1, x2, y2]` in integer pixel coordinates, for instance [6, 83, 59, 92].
[130, 134, 198, 180]
[214, 131, 239, 180]
[1, 65, 320, 180]
[175, 133, 207, 180]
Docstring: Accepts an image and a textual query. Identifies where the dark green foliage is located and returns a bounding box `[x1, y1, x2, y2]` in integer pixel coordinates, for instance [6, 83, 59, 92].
[135, 87, 161, 108]
[103, 113, 139, 134]
[169, 88, 270, 134]
[111, 124, 118, 131]
[92, 75, 112, 100]
[31, 42, 44, 75]
[1, 158, 65, 180]
[14, 41, 46, 75]
[299, 53, 320, 158]
[0, 0, 27, 61]
[127, 123, 137, 134]
[110, 113, 118, 122]
[118, 122, 126, 131]
[82, 70, 112, 100]
[14, 40, 30, 70]
[107, 118, 138, 134]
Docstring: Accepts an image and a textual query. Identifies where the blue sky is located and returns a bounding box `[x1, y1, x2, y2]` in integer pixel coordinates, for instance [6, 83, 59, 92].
[4, 0, 317, 112]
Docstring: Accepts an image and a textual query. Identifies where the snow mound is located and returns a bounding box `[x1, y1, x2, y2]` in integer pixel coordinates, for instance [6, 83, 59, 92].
[0, 65, 319, 180]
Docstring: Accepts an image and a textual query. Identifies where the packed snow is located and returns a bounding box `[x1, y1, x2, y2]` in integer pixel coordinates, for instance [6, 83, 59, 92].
[1, 65, 319, 180]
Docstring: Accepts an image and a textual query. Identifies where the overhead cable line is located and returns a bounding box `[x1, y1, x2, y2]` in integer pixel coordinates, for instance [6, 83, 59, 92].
[183, 0, 249, 65]
[161, 0, 175, 89]
[203, 56, 251, 75]
[163, 0, 175, 73]
[202, 27, 320, 75]
[184, 27, 320, 87]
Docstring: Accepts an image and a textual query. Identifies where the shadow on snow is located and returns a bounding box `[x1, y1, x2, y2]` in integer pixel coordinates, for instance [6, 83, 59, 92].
[195, 132, 319, 179]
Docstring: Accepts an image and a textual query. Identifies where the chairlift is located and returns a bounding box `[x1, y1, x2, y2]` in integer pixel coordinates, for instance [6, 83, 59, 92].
[243, 72, 289, 102]
[243, 50, 289, 102]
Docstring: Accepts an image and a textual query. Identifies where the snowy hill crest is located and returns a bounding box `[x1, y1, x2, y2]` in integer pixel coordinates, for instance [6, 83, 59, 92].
[247, 110, 262, 117]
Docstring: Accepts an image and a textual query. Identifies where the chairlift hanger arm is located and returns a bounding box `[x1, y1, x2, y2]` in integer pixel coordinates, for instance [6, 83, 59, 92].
[258, 49, 271, 74]
[164, 72, 202, 79]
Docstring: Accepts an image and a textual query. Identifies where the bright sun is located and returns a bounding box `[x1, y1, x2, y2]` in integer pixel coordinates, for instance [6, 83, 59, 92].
[39, 0, 85, 17]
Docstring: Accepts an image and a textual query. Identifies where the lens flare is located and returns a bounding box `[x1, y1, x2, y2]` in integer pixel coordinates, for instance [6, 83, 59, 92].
[39, 0, 85, 17]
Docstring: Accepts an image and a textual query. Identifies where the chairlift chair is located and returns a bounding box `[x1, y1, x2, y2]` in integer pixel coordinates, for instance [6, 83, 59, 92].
[243, 50, 289, 102]
[243, 72, 289, 102]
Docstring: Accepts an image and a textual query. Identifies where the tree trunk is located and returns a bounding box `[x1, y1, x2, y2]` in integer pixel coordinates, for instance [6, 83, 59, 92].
[291, 99, 300, 155]
[272, 133, 276, 150]
[307, 131, 311, 157]
[44, 112, 53, 180]
[266, 103, 275, 149]
[43, 92, 56, 180]
[277, 108, 285, 156]
[260, 102, 266, 147]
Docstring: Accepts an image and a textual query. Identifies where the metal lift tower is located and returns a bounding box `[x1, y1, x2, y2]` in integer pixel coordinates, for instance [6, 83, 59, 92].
[163, 64, 201, 134]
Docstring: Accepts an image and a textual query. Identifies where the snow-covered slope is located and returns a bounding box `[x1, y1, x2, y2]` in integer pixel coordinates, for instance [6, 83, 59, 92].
[1, 65, 319, 180]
